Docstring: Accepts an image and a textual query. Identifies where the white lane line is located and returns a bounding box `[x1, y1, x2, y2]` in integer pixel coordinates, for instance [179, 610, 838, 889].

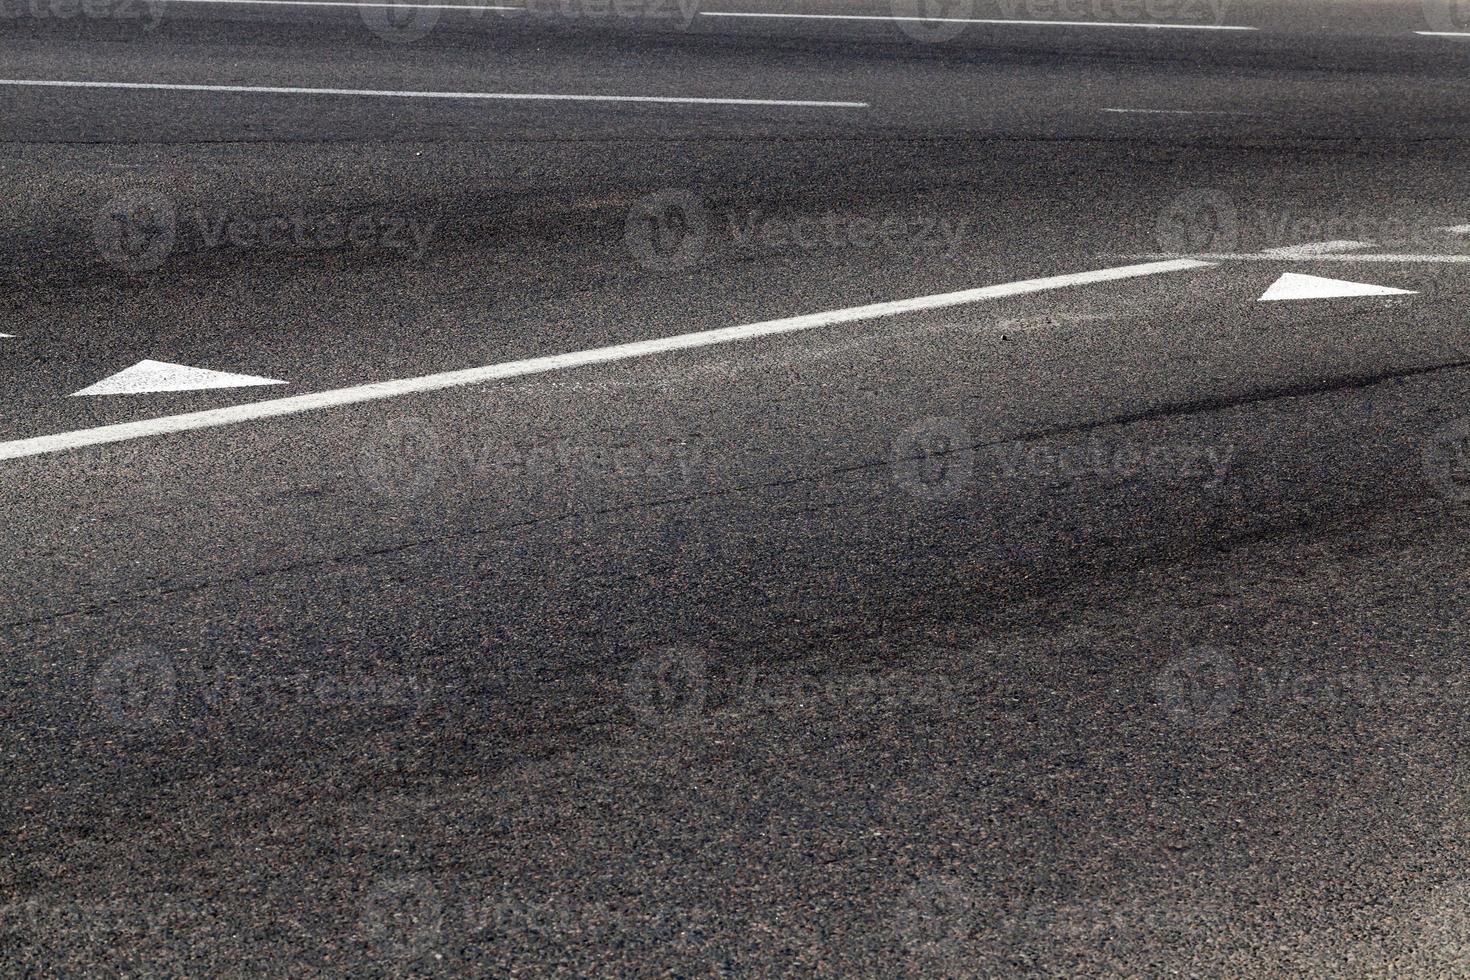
[1260, 241, 1374, 257]
[1158, 252, 1470, 263]
[0, 78, 868, 110]
[1441, 224, 1470, 235]
[134, 0, 517, 8]
[1101, 108, 1256, 116]
[701, 11, 1257, 30]
[0, 259, 1211, 463]
[1416, 32, 1470, 38]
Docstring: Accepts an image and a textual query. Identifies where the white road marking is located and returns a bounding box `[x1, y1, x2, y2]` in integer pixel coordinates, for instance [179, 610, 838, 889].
[72, 360, 288, 397]
[0, 334, 12, 338]
[1260, 241, 1374, 257]
[1258, 272, 1415, 302]
[1441, 224, 1470, 235]
[147, 0, 517, 8]
[1160, 252, 1470, 263]
[702, 11, 1256, 30]
[1416, 32, 1470, 38]
[1101, 108, 1255, 115]
[0, 78, 869, 110]
[0, 259, 1211, 463]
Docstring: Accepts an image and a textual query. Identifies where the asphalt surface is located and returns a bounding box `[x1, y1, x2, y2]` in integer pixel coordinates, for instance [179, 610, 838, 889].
[7, 1, 1470, 975]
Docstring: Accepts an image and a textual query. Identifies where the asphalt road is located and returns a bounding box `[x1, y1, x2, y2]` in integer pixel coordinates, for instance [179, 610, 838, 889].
[6, 1, 1470, 975]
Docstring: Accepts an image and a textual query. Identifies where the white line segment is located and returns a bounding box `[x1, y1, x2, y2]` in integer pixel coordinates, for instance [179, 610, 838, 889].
[1416, 32, 1470, 38]
[1101, 108, 1256, 116]
[1260, 241, 1374, 257]
[134, 0, 518, 8]
[0, 260, 1211, 463]
[1441, 224, 1470, 235]
[1157, 252, 1470, 263]
[701, 11, 1256, 30]
[0, 78, 868, 110]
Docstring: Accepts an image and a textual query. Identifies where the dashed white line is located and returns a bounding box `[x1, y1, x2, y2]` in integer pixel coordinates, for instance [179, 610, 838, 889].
[1416, 31, 1470, 38]
[701, 11, 1257, 30]
[1441, 224, 1470, 235]
[0, 259, 1212, 463]
[0, 78, 868, 110]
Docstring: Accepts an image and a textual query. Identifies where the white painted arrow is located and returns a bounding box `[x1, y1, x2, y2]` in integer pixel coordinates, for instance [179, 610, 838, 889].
[1258, 272, 1416, 302]
[71, 360, 287, 396]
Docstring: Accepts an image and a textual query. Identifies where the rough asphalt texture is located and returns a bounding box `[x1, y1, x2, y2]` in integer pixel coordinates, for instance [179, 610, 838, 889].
[6, 1, 1470, 975]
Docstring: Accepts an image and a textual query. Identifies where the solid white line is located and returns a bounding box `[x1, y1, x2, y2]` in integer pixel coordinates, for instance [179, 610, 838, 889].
[0, 260, 1211, 463]
[1416, 32, 1470, 38]
[0, 78, 868, 110]
[141, 0, 518, 8]
[701, 11, 1256, 30]
[1156, 252, 1470, 263]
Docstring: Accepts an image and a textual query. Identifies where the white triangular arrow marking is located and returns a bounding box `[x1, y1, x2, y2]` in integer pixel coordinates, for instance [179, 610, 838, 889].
[71, 359, 287, 396]
[1258, 273, 1416, 302]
